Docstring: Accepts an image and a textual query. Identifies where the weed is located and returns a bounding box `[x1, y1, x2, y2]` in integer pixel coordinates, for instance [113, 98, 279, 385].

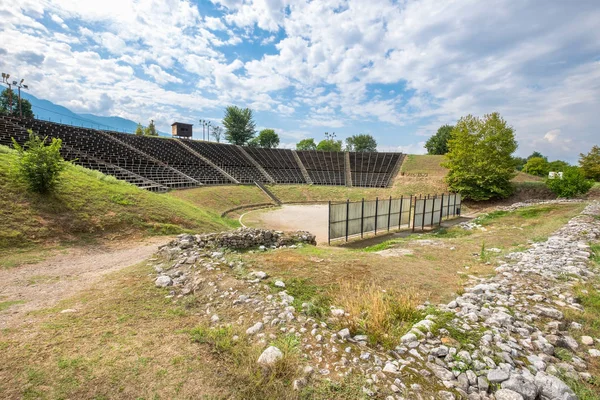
[474, 211, 509, 225]
[190, 325, 238, 353]
[479, 242, 488, 263]
[515, 206, 556, 218]
[559, 374, 600, 400]
[273, 278, 332, 318]
[0, 300, 25, 311]
[299, 374, 366, 399]
[555, 348, 573, 362]
[430, 311, 484, 347]
[338, 282, 423, 349]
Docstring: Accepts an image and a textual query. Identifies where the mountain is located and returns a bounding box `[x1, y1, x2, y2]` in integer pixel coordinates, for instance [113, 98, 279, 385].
[21, 92, 164, 135]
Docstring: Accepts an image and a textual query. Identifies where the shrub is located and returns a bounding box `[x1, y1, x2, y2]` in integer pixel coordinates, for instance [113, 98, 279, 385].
[11, 131, 66, 194]
[545, 166, 593, 198]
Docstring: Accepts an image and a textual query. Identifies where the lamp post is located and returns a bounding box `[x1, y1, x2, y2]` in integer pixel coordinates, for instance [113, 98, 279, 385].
[205, 121, 211, 142]
[199, 119, 205, 140]
[14, 79, 29, 118]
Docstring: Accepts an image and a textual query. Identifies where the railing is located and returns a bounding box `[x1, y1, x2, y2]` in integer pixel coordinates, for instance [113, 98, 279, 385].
[328, 193, 462, 243]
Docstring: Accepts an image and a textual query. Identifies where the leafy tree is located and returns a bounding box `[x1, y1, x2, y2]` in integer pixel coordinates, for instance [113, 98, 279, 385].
[134, 123, 144, 136]
[255, 129, 280, 148]
[579, 145, 600, 181]
[545, 166, 593, 198]
[0, 88, 34, 118]
[522, 157, 549, 176]
[346, 134, 377, 152]
[246, 137, 259, 147]
[223, 106, 256, 145]
[317, 139, 343, 152]
[527, 151, 547, 161]
[296, 138, 317, 150]
[144, 120, 158, 136]
[547, 160, 569, 172]
[513, 156, 527, 171]
[11, 131, 66, 193]
[444, 113, 517, 201]
[425, 124, 454, 155]
[211, 126, 224, 143]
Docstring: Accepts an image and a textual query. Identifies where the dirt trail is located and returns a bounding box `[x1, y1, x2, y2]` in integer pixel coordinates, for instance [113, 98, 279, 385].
[0, 236, 171, 329]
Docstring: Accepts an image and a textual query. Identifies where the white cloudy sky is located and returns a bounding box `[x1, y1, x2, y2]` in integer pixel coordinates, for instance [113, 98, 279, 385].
[1, 0, 599, 161]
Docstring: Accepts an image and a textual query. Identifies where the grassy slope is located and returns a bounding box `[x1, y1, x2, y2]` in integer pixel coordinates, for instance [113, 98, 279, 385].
[0, 147, 236, 255]
[269, 155, 543, 203]
[167, 185, 272, 215]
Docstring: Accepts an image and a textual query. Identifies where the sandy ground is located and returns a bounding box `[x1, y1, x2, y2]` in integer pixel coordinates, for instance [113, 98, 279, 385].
[0, 236, 171, 329]
[242, 204, 330, 244]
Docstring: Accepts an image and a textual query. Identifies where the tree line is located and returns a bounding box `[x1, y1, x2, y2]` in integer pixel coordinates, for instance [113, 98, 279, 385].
[425, 114, 598, 200]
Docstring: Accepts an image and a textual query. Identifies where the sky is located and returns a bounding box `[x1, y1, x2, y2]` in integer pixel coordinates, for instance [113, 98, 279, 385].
[1, 0, 599, 162]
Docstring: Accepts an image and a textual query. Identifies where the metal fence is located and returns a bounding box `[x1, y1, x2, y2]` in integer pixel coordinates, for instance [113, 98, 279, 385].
[328, 193, 462, 243]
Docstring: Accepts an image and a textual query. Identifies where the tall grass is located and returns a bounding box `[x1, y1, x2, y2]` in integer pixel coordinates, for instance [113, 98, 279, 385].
[337, 282, 423, 349]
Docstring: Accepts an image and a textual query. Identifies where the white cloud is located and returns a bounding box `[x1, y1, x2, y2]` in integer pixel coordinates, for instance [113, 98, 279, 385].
[143, 64, 183, 85]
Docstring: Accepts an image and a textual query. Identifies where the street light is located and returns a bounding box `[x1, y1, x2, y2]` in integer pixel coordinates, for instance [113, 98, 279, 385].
[1, 73, 13, 114]
[14, 78, 29, 118]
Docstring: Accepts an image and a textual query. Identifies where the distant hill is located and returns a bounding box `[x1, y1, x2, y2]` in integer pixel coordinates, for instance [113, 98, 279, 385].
[21, 92, 165, 135]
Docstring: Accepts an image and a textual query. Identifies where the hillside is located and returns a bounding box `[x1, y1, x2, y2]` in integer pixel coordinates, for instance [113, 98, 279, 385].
[0, 146, 236, 256]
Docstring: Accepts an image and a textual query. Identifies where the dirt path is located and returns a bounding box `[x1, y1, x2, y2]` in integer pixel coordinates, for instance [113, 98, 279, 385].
[241, 204, 329, 244]
[0, 236, 171, 329]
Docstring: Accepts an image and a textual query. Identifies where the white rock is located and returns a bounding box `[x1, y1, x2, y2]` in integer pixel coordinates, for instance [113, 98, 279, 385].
[274, 280, 285, 288]
[495, 389, 524, 400]
[338, 328, 351, 340]
[589, 349, 600, 357]
[246, 322, 264, 335]
[331, 308, 345, 317]
[383, 362, 399, 374]
[155, 275, 173, 287]
[211, 314, 219, 323]
[581, 336, 594, 346]
[257, 346, 283, 366]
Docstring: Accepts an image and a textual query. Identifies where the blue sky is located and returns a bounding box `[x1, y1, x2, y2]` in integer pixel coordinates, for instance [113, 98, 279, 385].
[1, 0, 599, 162]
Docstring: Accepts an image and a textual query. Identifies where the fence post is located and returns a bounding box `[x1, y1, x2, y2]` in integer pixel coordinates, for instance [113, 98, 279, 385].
[452, 193, 457, 217]
[361, 198, 364, 239]
[412, 196, 417, 232]
[439, 193, 444, 225]
[398, 195, 403, 230]
[328, 201, 331, 245]
[430, 194, 435, 227]
[345, 199, 349, 242]
[374, 197, 379, 235]
[387, 196, 392, 232]
[421, 195, 427, 230]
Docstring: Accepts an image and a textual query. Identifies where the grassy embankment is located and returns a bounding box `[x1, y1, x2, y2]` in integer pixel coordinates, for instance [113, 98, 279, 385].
[0, 146, 237, 267]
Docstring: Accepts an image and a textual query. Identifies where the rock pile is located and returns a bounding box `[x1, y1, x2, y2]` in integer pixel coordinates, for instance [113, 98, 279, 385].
[149, 203, 599, 399]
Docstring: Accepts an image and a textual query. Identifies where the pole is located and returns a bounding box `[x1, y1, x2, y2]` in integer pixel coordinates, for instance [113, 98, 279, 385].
[387, 195, 392, 232]
[452, 193, 457, 217]
[398, 196, 403, 230]
[328, 200, 331, 245]
[7, 83, 12, 115]
[361, 198, 364, 239]
[421, 195, 427, 231]
[430, 194, 435, 227]
[374, 197, 379, 235]
[18, 86, 22, 117]
[439, 193, 444, 225]
[412, 195, 417, 232]
[345, 199, 349, 242]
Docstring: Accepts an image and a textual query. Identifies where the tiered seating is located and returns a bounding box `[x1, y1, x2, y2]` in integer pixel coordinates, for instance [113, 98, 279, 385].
[183, 141, 268, 184]
[5, 118, 197, 189]
[243, 147, 306, 184]
[296, 151, 345, 185]
[349, 152, 402, 187]
[104, 132, 232, 185]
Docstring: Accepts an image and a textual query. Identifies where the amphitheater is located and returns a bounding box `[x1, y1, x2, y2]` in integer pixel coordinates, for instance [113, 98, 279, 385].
[0, 116, 405, 192]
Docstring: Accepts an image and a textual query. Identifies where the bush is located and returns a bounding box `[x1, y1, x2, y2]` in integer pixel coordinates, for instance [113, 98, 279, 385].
[11, 131, 66, 194]
[545, 166, 593, 198]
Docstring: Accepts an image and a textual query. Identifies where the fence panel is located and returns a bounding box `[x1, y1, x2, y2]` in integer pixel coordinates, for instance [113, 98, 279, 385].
[328, 193, 461, 242]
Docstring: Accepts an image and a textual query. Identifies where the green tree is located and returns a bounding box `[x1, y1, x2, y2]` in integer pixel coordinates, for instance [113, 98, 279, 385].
[144, 120, 158, 136]
[579, 145, 600, 181]
[0, 88, 34, 118]
[246, 137, 259, 147]
[11, 131, 66, 193]
[545, 166, 593, 198]
[346, 134, 377, 152]
[527, 151, 547, 161]
[522, 157, 549, 176]
[223, 106, 256, 145]
[134, 123, 144, 136]
[317, 139, 343, 152]
[547, 160, 569, 172]
[444, 113, 517, 201]
[296, 138, 317, 150]
[255, 129, 280, 148]
[425, 124, 454, 155]
[513, 156, 527, 171]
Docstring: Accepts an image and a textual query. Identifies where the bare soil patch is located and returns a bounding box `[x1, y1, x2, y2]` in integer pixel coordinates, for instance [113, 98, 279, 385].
[0, 236, 171, 329]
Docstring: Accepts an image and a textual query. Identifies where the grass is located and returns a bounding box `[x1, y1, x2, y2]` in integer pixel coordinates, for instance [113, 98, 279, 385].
[0, 300, 25, 311]
[272, 278, 332, 318]
[168, 185, 273, 215]
[337, 282, 423, 349]
[430, 310, 486, 348]
[0, 146, 237, 261]
[400, 154, 447, 176]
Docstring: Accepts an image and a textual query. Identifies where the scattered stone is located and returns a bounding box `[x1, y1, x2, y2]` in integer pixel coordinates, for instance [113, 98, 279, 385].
[495, 389, 524, 400]
[155, 275, 172, 287]
[487, 369, 510, 383]
[274, 280, 285, 288]
[246, 322, 264, 335]
[580, 336, 594, 346]
[257, 346, 283, 366]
